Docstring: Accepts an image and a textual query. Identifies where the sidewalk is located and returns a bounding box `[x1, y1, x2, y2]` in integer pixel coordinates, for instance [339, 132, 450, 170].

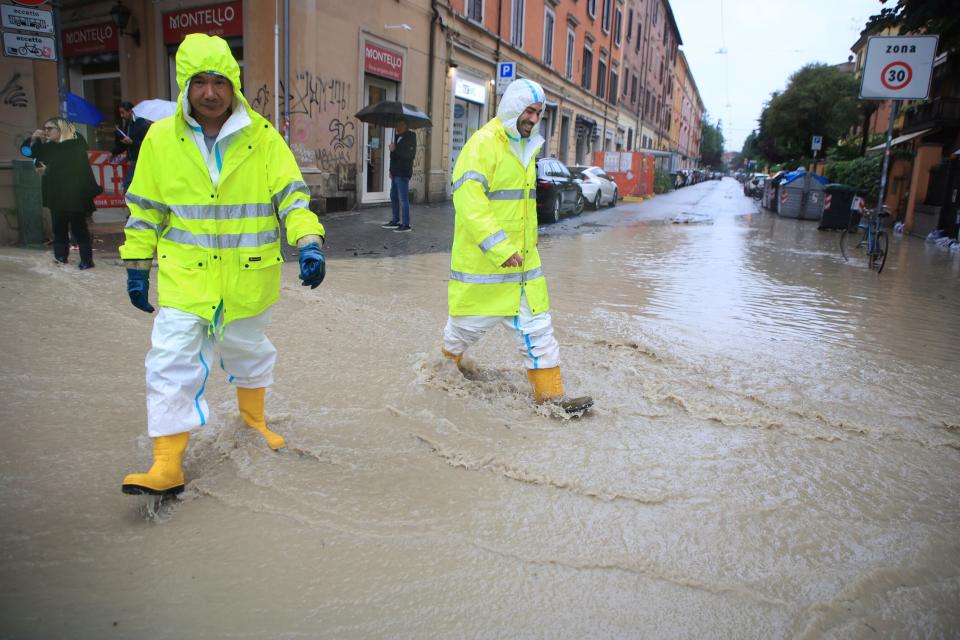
[89, 201, 456, 261]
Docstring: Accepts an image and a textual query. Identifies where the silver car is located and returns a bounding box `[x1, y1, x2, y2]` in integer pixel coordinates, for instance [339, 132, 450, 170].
[567, 165, 618, 209]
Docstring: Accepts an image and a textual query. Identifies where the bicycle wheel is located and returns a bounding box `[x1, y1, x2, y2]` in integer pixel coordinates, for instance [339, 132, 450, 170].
[840, 228, 863, 261]
[875, 231, 889, 273]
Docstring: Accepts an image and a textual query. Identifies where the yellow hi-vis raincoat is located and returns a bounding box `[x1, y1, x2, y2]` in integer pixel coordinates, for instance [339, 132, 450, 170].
[119, 34, 324, 326]
[449, 80, 548, 316]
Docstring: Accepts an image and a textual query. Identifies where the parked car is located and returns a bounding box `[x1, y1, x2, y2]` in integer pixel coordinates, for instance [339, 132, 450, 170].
[743, 174, 766, 199]
[536, 158, 584, 223]
[567, 165, 618, 209]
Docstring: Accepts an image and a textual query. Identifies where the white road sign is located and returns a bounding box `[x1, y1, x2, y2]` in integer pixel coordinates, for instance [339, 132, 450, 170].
[860, 35, 938, 100]
[811, 135, 822, 151]
[2, 31, 55, 60]
[496, 61, 516, 96]
[1, 4, 54, 34]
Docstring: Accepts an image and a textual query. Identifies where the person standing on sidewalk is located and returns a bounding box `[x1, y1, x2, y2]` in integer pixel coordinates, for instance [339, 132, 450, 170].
[29, 118, 100, 269]
[382, 118, 416, 232]
[119, 34, 327, 498]
[440, 80, 592, 416]
[113, 101, 153, 191]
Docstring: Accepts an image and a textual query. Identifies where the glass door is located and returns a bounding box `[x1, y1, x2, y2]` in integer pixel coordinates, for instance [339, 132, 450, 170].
[361, 76, 397, 203]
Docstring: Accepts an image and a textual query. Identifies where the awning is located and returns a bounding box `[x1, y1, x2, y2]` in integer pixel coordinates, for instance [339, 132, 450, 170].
[867, 128, 933, 151]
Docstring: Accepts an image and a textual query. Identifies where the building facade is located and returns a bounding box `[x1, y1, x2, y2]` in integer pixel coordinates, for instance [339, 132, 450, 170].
[0, 0, 705, 243]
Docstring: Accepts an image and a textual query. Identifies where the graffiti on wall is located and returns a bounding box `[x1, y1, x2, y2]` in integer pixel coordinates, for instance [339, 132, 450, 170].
[1, 73, 28, 108]
[409, 127, 427, 198]
[248, 71, 357, 180]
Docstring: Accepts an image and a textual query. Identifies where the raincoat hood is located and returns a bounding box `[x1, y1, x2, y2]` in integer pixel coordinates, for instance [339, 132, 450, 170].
[495, 79, 545, 166]
[174, 33, 250, 121]
[496, 79, 545, 140]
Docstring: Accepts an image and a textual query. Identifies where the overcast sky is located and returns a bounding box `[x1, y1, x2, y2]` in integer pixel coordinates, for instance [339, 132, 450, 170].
[670, 0, 881, 152]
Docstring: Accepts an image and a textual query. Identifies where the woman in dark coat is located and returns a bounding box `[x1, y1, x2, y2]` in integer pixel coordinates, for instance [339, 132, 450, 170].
[29, 117, 100, 269]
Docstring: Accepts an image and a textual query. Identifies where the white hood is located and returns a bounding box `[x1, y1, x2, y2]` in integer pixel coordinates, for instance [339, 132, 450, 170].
[497, 79, 545, 166]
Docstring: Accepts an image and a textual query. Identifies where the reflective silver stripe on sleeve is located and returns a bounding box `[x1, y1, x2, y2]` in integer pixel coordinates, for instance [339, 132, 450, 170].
[478, 230, 508, 253]
[124, 217, 160, 233]
[277, 197, 311, 222]
[451, 170, 489, 194]
[169, 203, 275, 221]
[271, 180, 309, 209]
[487, 189, 530, 201]
[528, 188, 536, 198]
[125, 192, 168, 215]
[163, 227, 280, 249]
[449, 266, 544, 284]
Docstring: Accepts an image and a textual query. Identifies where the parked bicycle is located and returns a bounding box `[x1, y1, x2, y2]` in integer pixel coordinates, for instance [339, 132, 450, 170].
[840, 205, 890, 273]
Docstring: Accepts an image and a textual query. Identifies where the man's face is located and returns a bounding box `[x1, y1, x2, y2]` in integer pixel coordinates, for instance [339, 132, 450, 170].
[395, 120, 408, 134]
[119, 107, 132, 122]
[517, 103, 543, 138]
[188, 73, 233, 121]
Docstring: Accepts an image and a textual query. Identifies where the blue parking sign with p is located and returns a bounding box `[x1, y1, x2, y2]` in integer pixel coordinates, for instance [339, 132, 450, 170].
[499, 62, 514, 79]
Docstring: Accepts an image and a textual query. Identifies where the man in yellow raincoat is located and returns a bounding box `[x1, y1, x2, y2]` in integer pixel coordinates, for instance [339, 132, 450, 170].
[119, 34, 326, 497]
[442, 79, 592, 415]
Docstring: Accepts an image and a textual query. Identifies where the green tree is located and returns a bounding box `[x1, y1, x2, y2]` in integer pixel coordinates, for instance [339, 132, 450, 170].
[864, 0, 959, 53]
[755, 64, 860, 167]
[700, 117, 724, 169]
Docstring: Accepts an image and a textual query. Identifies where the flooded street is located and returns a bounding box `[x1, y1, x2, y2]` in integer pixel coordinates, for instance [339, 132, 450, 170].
[1, 178, 958, 638]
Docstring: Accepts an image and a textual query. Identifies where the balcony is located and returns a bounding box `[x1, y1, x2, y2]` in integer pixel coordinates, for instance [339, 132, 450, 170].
[901, 97, 960, 134]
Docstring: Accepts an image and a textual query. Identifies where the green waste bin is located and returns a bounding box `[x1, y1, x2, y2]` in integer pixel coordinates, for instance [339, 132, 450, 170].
[819, 184, 857, 230]
[12, 160, 44, 246]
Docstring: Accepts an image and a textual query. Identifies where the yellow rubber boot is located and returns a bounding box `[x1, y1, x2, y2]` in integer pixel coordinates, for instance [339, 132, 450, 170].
[122, 432, 189, 496]
[527, 367, 565, 402]
[237, 387, 286, 450]
[441, 348, 463, 368]
[527, 367, 594, 415]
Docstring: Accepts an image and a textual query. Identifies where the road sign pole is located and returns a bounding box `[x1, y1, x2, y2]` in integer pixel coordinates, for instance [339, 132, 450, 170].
[877, 100, 898, 211]
[52, 3, 67, 118]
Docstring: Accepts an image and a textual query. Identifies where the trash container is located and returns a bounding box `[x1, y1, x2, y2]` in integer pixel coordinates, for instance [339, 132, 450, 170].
[819, 184, 856, 230]
[12, 159, 44, 246]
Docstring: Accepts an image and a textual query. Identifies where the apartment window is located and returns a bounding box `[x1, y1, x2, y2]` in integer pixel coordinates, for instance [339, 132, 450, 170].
[587, 0, 597, 19]
[653, 0, 659, 25]
[609, 70, 618, 105]
[627, 9, 633, 41]
[511, 0, 524, 48]
[614, 8, 622, 46]
[597, 53, 607, 98]
[659, 60, 664, 83]
[635, 23, 642, 52]
[543, 8, 555, 67]
[631, 74, 638, 103]
[565, 28, 575, 79]
[466, 0, 482, 22]
[581, 45, 593, 90]
[601, 0, 611, 33]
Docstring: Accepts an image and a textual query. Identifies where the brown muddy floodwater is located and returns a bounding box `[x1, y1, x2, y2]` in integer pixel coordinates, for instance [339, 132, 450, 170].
[1, 179, 958, 638]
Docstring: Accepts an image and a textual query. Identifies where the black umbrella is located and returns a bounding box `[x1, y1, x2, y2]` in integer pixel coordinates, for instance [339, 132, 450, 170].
[354, 101, 432, 129]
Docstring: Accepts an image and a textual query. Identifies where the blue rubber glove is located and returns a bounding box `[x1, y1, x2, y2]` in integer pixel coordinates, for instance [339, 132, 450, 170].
[298, 242, 326, 289]
[126, 268, 155, 313]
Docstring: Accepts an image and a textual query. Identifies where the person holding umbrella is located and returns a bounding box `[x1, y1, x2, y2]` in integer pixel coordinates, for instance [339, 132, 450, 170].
[440, 80, 592, 416]
[383, 118, 417, 232]
[354, 101, 430, 232]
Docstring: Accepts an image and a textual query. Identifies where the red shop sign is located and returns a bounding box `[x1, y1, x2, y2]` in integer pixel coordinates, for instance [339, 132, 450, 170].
[162, 0, 242, 44]
[62, 22, 118, 57]
[364, 42, 403, 82]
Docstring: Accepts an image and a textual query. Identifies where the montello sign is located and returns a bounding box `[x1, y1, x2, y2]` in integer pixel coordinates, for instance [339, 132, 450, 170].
[62, 22, 117, 57]
[364, 42, 403, 82]
[163, 0, 242, 44]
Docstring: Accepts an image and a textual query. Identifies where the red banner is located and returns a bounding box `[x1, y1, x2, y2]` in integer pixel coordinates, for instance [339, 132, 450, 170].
[364, 42, 403, 82]
[89, 150, 128, 208]
[162, 1, 242, 44]
[62, 22, 118, 57]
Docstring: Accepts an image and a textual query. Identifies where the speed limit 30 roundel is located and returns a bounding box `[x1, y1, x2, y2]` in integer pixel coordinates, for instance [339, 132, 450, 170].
[880, 61, 912, 91]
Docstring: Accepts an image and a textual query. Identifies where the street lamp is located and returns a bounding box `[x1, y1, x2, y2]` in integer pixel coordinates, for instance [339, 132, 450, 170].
[110, 1, 141, 47]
